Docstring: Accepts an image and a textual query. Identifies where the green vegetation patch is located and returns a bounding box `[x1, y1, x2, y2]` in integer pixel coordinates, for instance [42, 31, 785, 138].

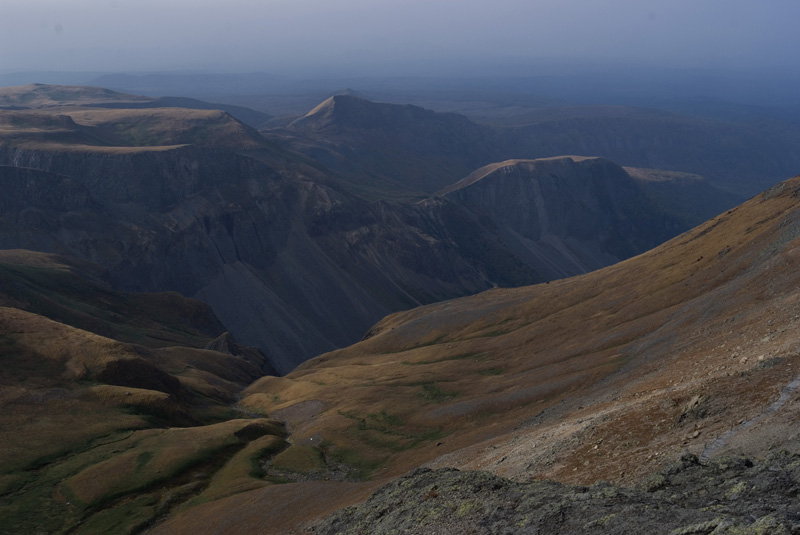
[70, 493, 159, 535]
[325, 446, 388, 481]
[65, 428, 240, 507]
[381, 334, 449, 354]
[188, 434, 287, 505]
[418, 383, 461, 403]
[477, 367, 506, 376]
[402, 351, 486, 366]
[338, 409, 448, 455]
[0, 419, 284, 535]
[135, 451, 154, 471]
[271, 444, 327, 475]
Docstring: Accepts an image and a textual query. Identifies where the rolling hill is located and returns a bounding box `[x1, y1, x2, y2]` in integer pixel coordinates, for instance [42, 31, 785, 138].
[0, 250, 287, 535]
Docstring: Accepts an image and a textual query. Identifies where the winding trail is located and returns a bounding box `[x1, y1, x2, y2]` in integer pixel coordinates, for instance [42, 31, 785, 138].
[700, 371, 800, 462]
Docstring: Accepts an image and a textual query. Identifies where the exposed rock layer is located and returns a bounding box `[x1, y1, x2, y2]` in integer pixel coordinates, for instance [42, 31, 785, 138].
[315, 454, 800, 535]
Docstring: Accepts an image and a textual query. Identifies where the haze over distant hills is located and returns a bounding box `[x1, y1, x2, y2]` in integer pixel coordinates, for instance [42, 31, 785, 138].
[267, 94, 798, 200]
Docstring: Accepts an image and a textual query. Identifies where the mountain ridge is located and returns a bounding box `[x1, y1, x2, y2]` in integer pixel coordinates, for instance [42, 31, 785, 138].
[0, 88, 690, 371]
[267, 93, 794, 202]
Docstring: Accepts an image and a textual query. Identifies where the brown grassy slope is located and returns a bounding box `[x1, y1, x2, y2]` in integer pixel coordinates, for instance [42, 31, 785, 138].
[0, 253, 288, 535]
[0, 313, 283, 535]
[0, 249, 224, 348]
[0, 306, 289, 534]
[0, 302, 262, 473]
[162, 174, 800, 534]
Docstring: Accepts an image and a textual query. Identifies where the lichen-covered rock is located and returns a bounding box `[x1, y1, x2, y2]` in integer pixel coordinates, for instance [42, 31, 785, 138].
[315, 452, 800, 534]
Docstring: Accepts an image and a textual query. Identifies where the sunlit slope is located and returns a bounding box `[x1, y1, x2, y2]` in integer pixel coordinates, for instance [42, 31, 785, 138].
[64, 108, 268, 149]
[240, 174, 800, 491]
[0, 83, 271, 128]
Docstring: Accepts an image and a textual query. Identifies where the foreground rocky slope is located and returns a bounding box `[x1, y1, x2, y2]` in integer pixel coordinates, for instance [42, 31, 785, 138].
[316, 453, 800, 534]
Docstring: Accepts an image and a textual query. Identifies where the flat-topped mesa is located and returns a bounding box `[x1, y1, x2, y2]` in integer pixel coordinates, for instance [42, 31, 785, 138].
[0, 83, 155, 109]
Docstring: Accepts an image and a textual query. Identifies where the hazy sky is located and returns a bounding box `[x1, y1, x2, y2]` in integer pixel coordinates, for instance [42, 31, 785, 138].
[1, 0, 799, 76]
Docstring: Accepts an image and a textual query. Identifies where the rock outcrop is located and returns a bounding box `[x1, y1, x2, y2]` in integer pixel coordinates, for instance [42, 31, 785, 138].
[315, 454, 800, 534]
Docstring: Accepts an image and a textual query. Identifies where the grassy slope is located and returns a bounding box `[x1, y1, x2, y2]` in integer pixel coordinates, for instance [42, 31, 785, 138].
[0, 253, 288, 535]
[159, 174, 800, 534]
[0, 250, 223, 348]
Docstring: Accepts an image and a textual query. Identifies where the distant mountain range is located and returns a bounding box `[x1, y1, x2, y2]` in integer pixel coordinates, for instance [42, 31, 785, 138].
[267, 94, 798, 200]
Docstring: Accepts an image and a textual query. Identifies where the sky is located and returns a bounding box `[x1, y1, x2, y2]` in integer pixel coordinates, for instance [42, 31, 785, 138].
[1, 0, 799, 77]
